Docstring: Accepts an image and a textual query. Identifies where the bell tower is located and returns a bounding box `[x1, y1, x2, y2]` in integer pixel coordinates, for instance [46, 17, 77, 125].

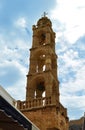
[17, 15, 69, 130]
[26, 15, 59, 102]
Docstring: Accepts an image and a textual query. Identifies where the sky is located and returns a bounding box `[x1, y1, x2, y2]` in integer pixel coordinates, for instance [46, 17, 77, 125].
[0, 0, 85, 120]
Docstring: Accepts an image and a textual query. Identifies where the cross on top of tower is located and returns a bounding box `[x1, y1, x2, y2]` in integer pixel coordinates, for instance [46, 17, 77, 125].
[42, 12, 48, 17]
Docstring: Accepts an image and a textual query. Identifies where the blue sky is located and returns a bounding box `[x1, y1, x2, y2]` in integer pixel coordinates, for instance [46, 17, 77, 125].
[0, 0, 85, 120]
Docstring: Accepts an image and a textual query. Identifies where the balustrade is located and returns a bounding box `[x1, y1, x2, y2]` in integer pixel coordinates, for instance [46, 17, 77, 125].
[17, 97, 67, 117]
[17, 97, 52, 110]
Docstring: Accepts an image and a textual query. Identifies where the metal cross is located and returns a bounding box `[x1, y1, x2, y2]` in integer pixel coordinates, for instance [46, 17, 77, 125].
[42, 12, 48, 17]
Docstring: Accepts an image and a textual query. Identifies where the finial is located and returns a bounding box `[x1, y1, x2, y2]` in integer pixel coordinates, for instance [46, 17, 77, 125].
[42, 12, 48, 17]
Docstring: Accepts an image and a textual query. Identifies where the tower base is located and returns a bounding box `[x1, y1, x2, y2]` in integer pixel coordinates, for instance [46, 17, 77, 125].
[17, 98, 69, 130]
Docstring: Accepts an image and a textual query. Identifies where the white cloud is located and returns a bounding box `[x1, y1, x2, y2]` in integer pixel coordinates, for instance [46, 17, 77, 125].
[56, 36, 85, 119]
[50, 0, 85, 119]
[59, 64, 85, 119]
[0, 33, 29, 100]
[61, 51, 80, 68]
[0, 33, 30, 64]
[60, 94, 85, 119]
[50, 0, 85, 43]
[0, 60, 27, 100]
[15, 17, 27, 28]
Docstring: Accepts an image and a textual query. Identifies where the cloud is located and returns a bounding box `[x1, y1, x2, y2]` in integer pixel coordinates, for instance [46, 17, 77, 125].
[0, 60, 27, 100]
[0, 61, 23, 85]
[0, 38, 29, 65]
[0, 32, 30, 100]
[50, 0, 85, 43]
[15, 17, 27, 28]
[58, 40, 85, 119]
[75, 35, 85, 51]
[60, 94, 85, 119]
[51, 5, 85, 119]
[60, 65, 85, 94]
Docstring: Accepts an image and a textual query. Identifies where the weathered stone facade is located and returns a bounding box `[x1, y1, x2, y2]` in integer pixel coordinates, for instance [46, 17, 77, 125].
[17, 15, 69, 130]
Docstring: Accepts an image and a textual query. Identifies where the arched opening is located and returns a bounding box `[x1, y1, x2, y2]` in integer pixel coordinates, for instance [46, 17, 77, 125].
[34, 91, 37, 99]
[39, 32, 46, 45]
[42, 91, 46, 105]
[43, 65, 46, 71]
[42, 91, 46, 98]
[30, 76, 46, 99]
[35, 53, 46, 73]
[36, 81, 45, 98]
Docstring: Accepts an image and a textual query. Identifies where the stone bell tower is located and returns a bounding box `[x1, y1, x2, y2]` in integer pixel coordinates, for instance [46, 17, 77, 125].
[17, 15, 69, 130]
